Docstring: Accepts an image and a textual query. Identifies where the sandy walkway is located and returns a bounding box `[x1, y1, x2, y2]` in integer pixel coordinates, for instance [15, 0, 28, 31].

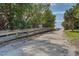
[0, 29, 75, 56]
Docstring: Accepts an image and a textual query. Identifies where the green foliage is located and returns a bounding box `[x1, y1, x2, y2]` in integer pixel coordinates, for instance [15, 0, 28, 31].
[42, 10, 55, 28]
[0, 3, 56, 30]
[62, 4, 79, 31]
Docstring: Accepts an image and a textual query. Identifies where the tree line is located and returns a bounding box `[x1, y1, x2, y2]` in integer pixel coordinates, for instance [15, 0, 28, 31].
[0, 3, 55, 30]
[62, 4, 79, 31]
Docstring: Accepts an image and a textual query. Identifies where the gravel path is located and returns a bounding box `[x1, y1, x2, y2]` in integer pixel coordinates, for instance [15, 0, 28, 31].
[0, 29, 75, 56]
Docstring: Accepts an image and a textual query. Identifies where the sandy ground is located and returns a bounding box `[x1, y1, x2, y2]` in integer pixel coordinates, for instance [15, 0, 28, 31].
[0, 29, 75, 56]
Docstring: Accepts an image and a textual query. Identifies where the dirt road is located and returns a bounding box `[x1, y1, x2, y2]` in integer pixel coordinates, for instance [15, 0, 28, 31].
[0, 29, 75, 56]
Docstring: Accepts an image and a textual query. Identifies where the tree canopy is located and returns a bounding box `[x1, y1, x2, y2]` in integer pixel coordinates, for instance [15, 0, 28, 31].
[0, 3, 56, 30]
[62, 4, 79, 31]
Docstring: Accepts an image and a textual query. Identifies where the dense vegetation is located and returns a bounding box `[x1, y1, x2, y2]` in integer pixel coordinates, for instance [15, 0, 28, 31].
[0, 3, 55, 30]
[62, 4, 79, 31]
[62, 4, 79, 42]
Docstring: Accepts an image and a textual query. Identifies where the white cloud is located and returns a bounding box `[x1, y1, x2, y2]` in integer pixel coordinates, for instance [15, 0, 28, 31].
[50, 3, 56, 6]
[53, 11, 65, 14]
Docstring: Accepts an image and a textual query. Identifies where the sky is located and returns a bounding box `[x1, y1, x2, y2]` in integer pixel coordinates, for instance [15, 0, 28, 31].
[50, 3, 75, 28]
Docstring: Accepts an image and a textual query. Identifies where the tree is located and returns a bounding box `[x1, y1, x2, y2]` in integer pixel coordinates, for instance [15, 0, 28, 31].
[63, 4, 79, 31]
[42, 9, 55, 28]
[0, 4, 11, 30]
[0, 3, 56, 30]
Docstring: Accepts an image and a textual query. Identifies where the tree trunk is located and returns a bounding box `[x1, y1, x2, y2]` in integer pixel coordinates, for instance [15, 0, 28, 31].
[71, 23, 74, 31]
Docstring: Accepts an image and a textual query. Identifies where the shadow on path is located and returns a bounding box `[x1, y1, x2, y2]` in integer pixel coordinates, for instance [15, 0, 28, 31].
[0, 38, 69, 56]
[20, 40, 69, 56]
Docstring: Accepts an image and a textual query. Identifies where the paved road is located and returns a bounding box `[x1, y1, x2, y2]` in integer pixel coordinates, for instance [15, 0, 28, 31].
[0, 29, 75, 56]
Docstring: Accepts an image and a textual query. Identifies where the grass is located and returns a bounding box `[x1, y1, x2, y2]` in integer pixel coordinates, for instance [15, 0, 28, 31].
[65, 30, 79, 41]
